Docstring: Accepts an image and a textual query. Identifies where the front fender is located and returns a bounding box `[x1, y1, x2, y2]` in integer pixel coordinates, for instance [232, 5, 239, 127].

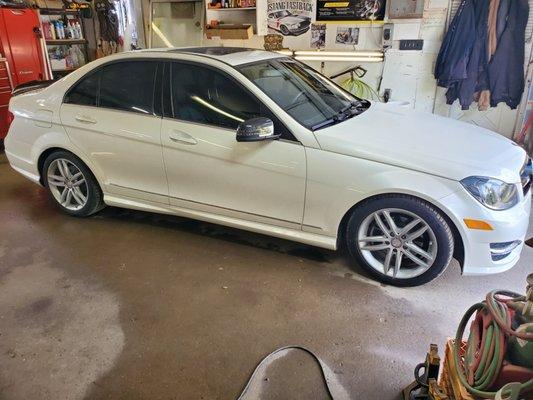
[303, 148, 462, 237]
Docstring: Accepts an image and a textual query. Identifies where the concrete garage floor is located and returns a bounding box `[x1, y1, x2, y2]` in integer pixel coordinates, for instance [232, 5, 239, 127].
[0, 152, 531, 400]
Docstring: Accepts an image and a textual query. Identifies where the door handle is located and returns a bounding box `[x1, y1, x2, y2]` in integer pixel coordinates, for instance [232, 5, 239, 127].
[75, 115, 97, 124]
[169, 130, 197, 145]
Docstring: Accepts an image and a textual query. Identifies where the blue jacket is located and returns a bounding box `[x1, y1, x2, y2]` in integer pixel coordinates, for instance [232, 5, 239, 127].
[434, 0, 528, 110]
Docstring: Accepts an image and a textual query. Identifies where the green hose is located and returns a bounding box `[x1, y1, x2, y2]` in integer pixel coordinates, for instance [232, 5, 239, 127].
[453, 293, 533, 399]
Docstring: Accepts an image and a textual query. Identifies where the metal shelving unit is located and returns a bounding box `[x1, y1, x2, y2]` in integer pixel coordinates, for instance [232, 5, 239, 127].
[38, 7, 89, 78]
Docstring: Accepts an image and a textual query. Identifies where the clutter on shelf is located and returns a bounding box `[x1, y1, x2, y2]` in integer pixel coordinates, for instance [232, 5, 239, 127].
[208, 0, 255, 9]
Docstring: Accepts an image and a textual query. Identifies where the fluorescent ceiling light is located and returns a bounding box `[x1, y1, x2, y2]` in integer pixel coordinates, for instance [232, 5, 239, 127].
[295, 56, 383, 62]
[294, 50, 383, 57]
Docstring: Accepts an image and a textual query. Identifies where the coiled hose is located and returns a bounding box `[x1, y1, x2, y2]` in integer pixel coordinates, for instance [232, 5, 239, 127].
[453, 290, 533, 399]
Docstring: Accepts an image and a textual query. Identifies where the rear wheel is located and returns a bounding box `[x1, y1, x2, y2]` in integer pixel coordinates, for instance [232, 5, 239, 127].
[43, 151, 104, 217]
[346, 195, 454, 286]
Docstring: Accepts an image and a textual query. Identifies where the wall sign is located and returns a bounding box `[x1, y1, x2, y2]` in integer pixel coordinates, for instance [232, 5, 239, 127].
[266, 0, 314, 36]
[388, 0, 424, 19]
[316, 0, 386, 22]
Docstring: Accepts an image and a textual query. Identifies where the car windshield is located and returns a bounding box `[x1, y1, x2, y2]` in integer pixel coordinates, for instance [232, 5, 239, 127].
[238, 58, 367, 130]
[277, 10, 291, 17]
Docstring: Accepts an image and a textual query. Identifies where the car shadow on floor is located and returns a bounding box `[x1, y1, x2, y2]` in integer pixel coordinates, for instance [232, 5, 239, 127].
[93, 206, 360, 268]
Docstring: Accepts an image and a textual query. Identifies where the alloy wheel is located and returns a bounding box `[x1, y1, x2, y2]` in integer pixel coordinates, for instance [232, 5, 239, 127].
[47, 158, 88, 211]
[357, 208, 438, 279]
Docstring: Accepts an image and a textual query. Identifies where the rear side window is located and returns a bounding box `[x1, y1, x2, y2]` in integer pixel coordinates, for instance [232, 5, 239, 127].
[64, 70, 100, 106]
[99, 61, 157, 114]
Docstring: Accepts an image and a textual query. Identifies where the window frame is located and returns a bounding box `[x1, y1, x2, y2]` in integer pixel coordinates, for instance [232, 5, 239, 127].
[164, 59, 299, 143]
[63, 58, 162, 117]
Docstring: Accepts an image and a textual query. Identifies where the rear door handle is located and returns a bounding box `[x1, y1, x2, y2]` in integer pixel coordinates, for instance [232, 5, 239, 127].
[75, 115, 97, 124]
[169, 130, 197, 145]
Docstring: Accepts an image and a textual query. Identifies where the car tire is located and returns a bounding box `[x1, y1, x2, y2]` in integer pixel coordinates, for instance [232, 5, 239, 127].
[345, 194, 454, 287]
[42, 150, 105, 217]
[280, 25, 290, 35]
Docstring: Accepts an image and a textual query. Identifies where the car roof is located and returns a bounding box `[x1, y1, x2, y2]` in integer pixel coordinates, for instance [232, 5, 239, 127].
[133, 46, 284, 66]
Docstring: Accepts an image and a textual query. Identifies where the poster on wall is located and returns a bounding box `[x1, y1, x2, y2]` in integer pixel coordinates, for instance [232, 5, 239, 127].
[335, 27, 359, 44]
[267, 0, 313, 36]
[316, 0, 386, 22]
[310, 23, 326, 48]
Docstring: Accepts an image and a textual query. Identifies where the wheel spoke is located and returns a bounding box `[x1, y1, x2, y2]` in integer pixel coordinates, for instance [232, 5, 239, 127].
[64, 189, 73, 206]
[404, 242, 433, 262]
[399, 218, 422, 236]
[60, 187, 69, 204]
[359, 236, 388, 243]
[71, 187, 86, 205]
[403, 248, 429, 268]
[48, 175, 65, 187]
[406, 225, 428, 241]
[393, 249, 402, 277]
[383, 248, 393, 274]
[382, 210, 399, 235]
[360, 243, 390, 251]
[61, 160, 72, 179]
[374, 212, 391, 237]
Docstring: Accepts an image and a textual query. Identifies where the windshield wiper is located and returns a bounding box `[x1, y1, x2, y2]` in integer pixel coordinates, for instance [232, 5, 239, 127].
[311, 101, 362, 130]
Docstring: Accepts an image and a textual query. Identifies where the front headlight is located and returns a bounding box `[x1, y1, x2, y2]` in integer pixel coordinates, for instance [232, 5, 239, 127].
[461, 176, 519, 210]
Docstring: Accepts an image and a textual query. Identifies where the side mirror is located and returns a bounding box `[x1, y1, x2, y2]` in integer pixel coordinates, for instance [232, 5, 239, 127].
[236, 117, 280, 142]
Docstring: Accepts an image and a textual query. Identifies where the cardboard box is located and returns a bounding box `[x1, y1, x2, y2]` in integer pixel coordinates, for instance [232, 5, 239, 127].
[205, 24, 253, 40]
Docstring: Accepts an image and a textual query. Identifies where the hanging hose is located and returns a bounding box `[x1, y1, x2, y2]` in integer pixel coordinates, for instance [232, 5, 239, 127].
[453, 289, 533, 399]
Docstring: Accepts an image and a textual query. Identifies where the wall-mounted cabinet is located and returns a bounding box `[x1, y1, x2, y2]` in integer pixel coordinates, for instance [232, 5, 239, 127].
[205, 0, 267, 36]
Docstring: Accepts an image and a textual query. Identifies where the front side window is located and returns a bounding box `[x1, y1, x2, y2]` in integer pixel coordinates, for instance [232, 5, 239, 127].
[238, 58, 365, 130]
[99, 61, 158, 114]
[170, 62, 260, 129]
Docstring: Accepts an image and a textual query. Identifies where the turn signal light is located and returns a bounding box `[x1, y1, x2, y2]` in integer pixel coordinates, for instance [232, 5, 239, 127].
[464, 218, 494, 230]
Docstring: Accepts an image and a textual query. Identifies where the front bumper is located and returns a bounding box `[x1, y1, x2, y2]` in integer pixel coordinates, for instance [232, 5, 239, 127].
[439, 186, 531, 275]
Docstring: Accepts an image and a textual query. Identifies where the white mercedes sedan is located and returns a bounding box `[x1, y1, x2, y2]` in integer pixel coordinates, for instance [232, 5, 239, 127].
[4, 47, 531, 286]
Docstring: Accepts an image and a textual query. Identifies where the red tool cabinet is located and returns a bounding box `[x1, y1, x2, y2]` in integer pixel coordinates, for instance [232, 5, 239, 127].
[0, 7, 50, 139]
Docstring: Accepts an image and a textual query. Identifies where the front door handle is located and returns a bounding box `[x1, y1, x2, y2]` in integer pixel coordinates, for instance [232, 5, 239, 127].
[169, 130, 197, 145]
[75, 115, 97, 124]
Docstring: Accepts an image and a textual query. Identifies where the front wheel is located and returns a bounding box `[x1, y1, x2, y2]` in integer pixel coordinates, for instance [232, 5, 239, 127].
[345, 195, 454, 287]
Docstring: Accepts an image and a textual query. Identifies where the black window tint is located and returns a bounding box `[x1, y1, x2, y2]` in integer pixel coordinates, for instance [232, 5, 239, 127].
[65, 70, 100, 106]
[171, 62, 261, 129]
[99, 61, 157, 114]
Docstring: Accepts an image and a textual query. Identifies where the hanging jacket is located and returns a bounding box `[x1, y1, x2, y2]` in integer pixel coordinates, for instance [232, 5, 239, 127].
[447, 0, 490, 109]
[434, 0, 477, 88]
[488, 0, 529, 109]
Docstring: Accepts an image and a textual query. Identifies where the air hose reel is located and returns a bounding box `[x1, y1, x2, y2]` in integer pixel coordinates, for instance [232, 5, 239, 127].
[453, 274, 533, 400]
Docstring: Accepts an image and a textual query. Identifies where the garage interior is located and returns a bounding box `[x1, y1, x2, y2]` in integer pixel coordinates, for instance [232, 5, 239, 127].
[1, 0, 533, 400]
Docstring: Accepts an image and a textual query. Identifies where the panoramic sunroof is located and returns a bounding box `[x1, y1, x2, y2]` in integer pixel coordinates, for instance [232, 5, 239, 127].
[173, 47, 254, 56]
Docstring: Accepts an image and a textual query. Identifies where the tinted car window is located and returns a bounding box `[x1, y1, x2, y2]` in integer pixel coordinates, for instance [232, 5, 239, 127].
[171, 62, 260, 129]
[170, 62, 296, 141]
[64, 70, 100, 106]
[99, 61, 157, 114]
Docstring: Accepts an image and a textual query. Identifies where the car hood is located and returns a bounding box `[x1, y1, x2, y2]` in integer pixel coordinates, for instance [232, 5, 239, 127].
[314, 102, 526, 183]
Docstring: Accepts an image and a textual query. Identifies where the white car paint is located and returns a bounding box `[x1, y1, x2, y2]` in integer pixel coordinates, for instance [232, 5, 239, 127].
[4, 49, 531, 277]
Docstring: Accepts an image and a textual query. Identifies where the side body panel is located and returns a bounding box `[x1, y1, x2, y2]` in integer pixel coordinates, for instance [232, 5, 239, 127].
[162, 118, 306, 227]
[60, 104, 167, 203]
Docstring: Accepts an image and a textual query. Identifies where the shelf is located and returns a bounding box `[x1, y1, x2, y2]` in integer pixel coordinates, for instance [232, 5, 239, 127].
[207, 7, 256, 10]
[39, 8, 80, 15]
[46, 39, 87, 45]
